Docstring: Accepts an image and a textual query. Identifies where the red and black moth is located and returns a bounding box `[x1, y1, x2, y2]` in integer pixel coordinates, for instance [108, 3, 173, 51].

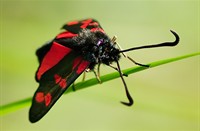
[29, 18, 179, 123]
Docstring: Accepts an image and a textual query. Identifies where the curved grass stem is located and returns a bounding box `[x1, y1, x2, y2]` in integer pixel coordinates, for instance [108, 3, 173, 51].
[0, 52, 199, 116]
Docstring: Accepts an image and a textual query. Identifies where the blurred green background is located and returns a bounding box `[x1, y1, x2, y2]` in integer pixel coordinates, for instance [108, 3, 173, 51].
[1, 0, 199, 130]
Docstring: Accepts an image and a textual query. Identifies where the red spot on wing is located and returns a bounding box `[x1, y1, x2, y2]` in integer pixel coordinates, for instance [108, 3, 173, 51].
[67, 21, 79, 26]
[72, 56, 90, 74]
[81, 19, 93, 29]
[59, 79, 67, 89]
[90, 28, 105, 33]
[89, 22, 99, 26]
[76, 60, 90, 74]
[72, 56, 82, 70]
[35, 92, 44, 103]
[54, 74, 67, 89]
[35, 92, 52, 107]
[44, 93, 52, 106]
[37, 42, 71, 80]
[54, 74, 61, 84]
[56, 31, 77, 39]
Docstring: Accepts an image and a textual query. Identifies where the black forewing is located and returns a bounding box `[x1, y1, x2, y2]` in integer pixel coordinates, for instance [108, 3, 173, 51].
[30, 18, 103, 123]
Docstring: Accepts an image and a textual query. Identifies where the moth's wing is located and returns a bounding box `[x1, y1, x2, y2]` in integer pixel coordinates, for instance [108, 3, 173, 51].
[36, 40, 53, 63]
[29, 45, 90, 123]
[62, 18, 104, 34]
[35, 18, 102, 64]
[35, 41, 74, 82]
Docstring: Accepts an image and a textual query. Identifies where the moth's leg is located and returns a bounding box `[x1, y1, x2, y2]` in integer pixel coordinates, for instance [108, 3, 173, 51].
[108, 64, 128, 77]
[82, 71, 86, 82]
[108, 64, 118, 71]
[127, 56, 149, 67]
[97, 63, 101, 79]
[117, 43, 149, 67]
[120, 47, 149, 67]
[93, 69, 102, 84]
[111, 36, 149, 67]
[82, 68, 90, 82]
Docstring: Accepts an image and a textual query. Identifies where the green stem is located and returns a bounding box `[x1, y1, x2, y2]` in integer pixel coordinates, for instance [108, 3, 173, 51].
[0, 52, 199, 116]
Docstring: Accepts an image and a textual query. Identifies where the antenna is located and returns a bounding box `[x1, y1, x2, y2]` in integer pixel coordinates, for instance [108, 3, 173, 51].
[120, 30, 179, 53]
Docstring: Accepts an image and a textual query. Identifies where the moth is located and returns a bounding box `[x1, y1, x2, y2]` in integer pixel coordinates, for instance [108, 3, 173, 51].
[29, 18, 179, 123]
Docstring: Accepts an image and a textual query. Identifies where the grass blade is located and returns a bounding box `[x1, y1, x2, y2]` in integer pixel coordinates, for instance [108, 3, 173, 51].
[0, 52, 199, 116]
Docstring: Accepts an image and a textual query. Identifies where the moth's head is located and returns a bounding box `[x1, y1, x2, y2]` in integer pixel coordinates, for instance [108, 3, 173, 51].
[95, 38, 120, 65]
[76, 29, 120, 64]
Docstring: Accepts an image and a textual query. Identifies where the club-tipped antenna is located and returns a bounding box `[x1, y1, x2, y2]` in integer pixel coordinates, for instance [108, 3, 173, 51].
[115, 58, 133, 106]
[120, 30, 179, 53]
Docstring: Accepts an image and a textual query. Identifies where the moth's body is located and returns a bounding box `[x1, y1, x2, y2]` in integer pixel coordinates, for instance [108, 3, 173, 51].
[56, 29, 120, 70]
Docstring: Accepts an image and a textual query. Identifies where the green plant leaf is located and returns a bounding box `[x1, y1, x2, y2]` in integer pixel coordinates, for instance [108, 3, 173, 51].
[0, 52, 199, 116]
